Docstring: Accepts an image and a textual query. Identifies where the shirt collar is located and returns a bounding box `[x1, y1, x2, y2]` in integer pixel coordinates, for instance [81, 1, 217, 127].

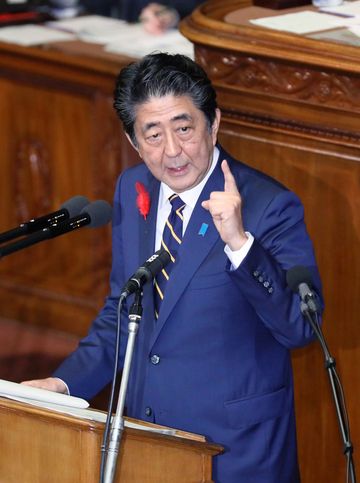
[159, 146, 220, 210]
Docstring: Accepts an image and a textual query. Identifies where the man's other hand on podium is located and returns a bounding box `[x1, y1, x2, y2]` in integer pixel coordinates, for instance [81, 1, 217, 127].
[21, 377, 68, 394]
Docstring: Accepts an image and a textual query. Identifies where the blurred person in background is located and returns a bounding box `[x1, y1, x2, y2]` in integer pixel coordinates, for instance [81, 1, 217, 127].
[82, 0, 203, 34]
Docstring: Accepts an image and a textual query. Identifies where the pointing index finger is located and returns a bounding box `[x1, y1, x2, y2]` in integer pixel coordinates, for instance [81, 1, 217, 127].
[222, 159, 238, 193]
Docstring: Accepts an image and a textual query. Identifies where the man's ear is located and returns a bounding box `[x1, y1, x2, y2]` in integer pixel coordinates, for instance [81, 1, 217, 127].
[125, 132, 139, 151]
[211, 108, 221, 144]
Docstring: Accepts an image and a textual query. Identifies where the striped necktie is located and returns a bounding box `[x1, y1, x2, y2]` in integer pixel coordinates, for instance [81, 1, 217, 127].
[154, 194, 185, 318]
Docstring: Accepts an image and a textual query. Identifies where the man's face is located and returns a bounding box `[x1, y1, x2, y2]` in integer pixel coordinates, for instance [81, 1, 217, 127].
[128, 94, 220, 193]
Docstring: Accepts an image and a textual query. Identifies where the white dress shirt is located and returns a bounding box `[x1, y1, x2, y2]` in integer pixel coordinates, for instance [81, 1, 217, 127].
[155, 146, 254, 270]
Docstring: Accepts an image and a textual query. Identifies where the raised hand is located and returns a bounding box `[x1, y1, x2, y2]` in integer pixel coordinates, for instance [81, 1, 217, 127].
[201, 160, 248, 250]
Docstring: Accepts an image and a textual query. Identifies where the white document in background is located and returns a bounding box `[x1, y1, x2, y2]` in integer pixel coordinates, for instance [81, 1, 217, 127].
[0, 24, 75, 46]
[250, 10, 357, 34]
[47, 14, 194, 57]
[105, 26, 194, 59]
[46, 14, 128, 42]
[320, 0, 360, 17]
[349, 24, 360, 36]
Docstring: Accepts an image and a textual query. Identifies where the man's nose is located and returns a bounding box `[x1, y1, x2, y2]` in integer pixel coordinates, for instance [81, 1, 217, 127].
[164, 132, 181, 157]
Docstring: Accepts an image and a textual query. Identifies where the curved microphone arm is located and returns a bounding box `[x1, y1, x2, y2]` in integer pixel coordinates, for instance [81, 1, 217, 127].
[300, 302, 356, 483]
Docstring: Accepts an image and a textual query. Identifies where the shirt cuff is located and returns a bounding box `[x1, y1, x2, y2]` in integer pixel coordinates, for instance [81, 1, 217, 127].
[224, 232, 254, 270]
[54, 377, 70, 395]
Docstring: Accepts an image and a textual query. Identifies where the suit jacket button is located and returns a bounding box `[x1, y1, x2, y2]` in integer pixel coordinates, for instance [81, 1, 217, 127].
[151, 354, 160, 365]
[263, 281, 270, 288]
[268, 287, 274, 294]
[253, 270, 259, 278]
[258, 276, 264, 283]
[145, 407, 152, 417]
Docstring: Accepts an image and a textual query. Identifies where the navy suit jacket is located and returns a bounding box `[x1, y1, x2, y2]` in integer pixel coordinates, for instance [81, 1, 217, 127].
[54, 145, 322, 482]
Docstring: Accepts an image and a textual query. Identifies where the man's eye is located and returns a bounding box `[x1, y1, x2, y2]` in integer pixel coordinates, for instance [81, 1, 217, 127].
[147, 133, 160, 141]
[179, 126, 189, 133]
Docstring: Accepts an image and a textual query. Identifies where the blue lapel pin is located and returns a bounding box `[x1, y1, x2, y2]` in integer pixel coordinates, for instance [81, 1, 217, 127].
[198, 223, 208, 237]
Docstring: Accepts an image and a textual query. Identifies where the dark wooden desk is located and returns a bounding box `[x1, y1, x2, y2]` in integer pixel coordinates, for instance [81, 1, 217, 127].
[0, 40, 140, 335]
[181, 2, 360, 482]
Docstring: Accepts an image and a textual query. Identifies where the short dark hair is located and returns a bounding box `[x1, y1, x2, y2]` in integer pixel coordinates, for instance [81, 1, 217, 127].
[113, 53, 218, 145]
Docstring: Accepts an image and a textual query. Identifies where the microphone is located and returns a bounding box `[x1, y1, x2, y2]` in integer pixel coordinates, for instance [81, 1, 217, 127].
[0, 195, 89, 245]
[286, 265, 319, 313]
[0, 200, 112, 259]
[121, 249, 171, 298]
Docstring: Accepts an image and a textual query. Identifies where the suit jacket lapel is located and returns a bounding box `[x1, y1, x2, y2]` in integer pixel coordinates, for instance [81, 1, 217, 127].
[138, 173, 159, 261]
[149, 157, 224, 349]
[138, 172, 160, 323]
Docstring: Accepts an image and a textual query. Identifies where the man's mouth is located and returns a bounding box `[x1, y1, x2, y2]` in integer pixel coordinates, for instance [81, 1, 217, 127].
[167, 164, 188, 175]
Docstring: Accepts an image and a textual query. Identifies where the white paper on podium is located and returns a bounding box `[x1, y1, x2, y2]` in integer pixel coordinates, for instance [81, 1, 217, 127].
[0, 379, 89, 409]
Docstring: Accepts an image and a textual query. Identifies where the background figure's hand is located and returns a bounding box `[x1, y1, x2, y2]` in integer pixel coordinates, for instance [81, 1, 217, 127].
[140, 3, 180, 34]
[202, 160, 248, 251]
[21, 377, 68, 394]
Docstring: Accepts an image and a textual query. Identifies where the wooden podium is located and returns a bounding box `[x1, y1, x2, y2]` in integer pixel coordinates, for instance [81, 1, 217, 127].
[0, 397, 222, 482]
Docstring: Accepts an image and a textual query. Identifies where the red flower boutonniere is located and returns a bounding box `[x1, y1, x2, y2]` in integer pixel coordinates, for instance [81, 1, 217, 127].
[135, 181, 150, 220]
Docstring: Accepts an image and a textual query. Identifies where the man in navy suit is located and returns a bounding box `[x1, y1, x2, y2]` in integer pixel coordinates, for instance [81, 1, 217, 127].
[24, 53, 323, 482]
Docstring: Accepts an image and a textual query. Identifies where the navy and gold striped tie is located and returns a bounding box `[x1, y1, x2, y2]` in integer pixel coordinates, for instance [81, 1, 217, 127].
[154, 194, 185, 318]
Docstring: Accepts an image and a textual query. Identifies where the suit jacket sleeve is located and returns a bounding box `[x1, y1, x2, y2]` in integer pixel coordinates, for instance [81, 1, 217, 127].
[231, 187, 322, 349]
[52, 173, 129, 399]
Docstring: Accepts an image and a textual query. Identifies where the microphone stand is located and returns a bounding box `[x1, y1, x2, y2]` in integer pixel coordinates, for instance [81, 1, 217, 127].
[103, 289, 143, 483]
[301, 301, 356, 483]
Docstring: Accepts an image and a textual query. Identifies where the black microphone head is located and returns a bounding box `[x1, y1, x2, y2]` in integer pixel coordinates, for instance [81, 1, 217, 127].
[120, 248, 171, 297]
[61, 195, 89, 217]
[286, 265, 313, 293]
[81, 200, 112, 228]
[147, 249, 171, 277]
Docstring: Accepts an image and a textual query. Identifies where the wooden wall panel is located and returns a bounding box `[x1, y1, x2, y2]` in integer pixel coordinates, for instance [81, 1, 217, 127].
[0, 42, 140, 336]
[0, 77, 107, 333]
[218, 122, 360, 481]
